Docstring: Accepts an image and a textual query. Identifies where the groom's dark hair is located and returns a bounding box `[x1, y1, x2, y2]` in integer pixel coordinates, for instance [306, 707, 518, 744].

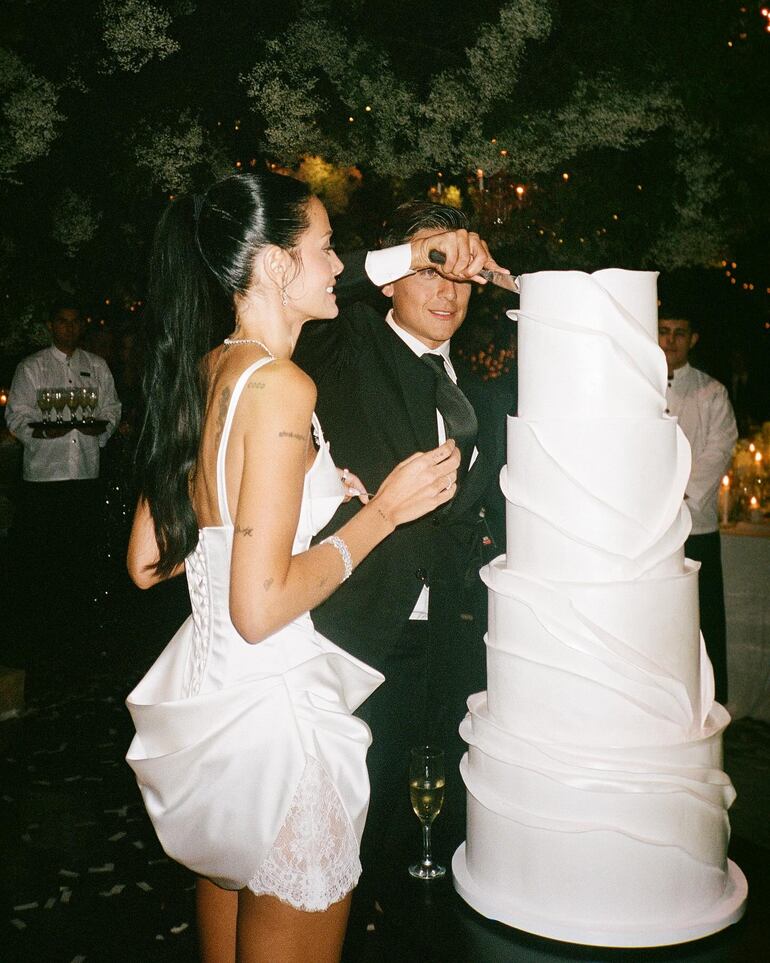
[378, 201, 470, 249]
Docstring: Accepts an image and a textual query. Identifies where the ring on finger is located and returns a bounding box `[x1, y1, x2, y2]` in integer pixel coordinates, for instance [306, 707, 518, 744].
[445, 475, 453, 491]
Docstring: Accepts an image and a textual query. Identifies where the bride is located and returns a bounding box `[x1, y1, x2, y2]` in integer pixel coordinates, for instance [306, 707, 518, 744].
[125, 171, 460, 963]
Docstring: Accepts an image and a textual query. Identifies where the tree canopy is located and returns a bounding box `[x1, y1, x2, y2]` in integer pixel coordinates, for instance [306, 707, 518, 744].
[1, 0, 767, 354]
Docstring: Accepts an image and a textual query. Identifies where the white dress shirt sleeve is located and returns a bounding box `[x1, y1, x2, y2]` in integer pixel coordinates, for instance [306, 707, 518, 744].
[364, 245, 413, 287]
[5, 360, 38, 444]
[685, 382, 738, 515]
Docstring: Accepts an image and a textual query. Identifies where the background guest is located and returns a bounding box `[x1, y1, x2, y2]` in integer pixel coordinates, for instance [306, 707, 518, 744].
[659, 315, 738, 703]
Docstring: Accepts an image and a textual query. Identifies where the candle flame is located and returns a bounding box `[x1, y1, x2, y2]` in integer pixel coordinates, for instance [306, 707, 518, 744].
[721, 475, 730, 488]
[750, 496, 758, 508]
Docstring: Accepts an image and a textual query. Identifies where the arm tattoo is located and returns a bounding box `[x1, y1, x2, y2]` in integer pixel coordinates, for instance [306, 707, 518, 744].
[246, 381, 265, 390]
[235, 524, 253, 537]
[263, 578, 274, 592]
[317, 575, 329, 590]
[278, 430, 306, 442]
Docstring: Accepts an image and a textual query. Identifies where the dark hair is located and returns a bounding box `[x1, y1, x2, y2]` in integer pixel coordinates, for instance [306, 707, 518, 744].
[49, 296, 82, 321]
[136, 172, 312, 576]
[378, 201, 470, 249]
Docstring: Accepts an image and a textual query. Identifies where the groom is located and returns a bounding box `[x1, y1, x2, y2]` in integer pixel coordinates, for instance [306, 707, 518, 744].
[295, 202, 515, 942]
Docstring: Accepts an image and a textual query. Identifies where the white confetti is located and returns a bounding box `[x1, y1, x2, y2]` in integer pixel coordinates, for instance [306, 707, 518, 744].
[88, 863, 114, 874]
[59, 869, 80, 878]
[148, 857, 168, 865]
[136, 881, 152, 892]
[10, 918, 27, 930]
[13, 901, 39, 911]
[2, 794, 14, 802]
[60, 888, 72, 904]
[44, 897, 57, 909]
[155, 934, 164, 940]
[132, 840, 145, 850]
[108, 832, 126, 842]
[69, 956, 87, 963]
[104, 805, 128, 817]
[99, 884, 125, 897]
[170, 922, 189, 935]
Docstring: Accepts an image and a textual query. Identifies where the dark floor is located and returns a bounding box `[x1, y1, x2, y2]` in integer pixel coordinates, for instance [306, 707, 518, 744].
[1, 571, 768, 962]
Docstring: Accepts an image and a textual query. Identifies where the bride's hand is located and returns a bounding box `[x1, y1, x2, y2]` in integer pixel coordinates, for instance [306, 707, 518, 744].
[338, 467, 370, 504]
[370, 439, 461, 527]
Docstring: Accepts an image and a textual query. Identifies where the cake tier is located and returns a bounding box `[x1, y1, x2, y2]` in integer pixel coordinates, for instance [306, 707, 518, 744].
[458, 691, 739, 937]
[503, 416, 692, 581]
[483, 557, 712, 745]
[511, 270, 664, 422]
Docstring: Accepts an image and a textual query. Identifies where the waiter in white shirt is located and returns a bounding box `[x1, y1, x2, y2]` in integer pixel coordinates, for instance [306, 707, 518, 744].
[660, 316, 737, 703]
[6, 299, 121, 681]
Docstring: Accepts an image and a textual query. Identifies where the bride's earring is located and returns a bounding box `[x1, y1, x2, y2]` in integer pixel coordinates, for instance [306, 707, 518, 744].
[281, 285, 288, 307]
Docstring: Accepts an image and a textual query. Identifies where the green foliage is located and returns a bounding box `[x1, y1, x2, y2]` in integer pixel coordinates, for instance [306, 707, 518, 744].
[0, 48, 63, 181]
[101, 0, 180, 73]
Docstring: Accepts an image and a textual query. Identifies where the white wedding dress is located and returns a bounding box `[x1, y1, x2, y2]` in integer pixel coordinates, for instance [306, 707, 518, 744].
[126, 357, 384, 910]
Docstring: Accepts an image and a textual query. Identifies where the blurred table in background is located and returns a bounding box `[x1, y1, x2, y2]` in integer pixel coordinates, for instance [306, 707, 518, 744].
[721, 521, 770, 722]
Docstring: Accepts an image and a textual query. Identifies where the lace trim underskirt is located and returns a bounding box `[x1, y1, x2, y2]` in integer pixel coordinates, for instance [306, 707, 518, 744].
[247, 756, 361, 912]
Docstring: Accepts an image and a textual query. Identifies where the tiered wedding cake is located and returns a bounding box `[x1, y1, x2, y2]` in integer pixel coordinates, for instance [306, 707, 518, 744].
[452, 270, 747, 947]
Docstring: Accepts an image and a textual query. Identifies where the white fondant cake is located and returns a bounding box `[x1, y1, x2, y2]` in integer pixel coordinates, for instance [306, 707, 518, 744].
[453, 270, 747, 947]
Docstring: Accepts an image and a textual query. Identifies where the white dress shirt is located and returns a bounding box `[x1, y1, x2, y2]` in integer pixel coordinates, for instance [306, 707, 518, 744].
[666, 363, 738, 535]
[6, 345, 122, 482]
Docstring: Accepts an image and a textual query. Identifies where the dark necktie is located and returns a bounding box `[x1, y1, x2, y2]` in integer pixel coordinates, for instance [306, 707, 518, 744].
[421, 353, 478, 482]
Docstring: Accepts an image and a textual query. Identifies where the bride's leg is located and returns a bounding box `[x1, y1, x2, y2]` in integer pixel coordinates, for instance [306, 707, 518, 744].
[235, 890, 352, 963]
[197, 876, 237, 963]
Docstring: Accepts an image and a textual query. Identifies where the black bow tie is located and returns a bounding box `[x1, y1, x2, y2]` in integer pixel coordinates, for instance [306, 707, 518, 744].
[421, 353, 478, 482]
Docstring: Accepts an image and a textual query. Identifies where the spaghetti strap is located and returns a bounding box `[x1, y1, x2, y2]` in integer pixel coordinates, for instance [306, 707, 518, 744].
[215, 356, 275, 527]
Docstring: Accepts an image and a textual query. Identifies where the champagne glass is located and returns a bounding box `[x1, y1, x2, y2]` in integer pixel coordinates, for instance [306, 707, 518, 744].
[66, 387, 81, 422]
[84, 387, 98, 423]
[408, 746, 446, 879]
[51, 388, 67, 424]
[37, 388, 54, 423]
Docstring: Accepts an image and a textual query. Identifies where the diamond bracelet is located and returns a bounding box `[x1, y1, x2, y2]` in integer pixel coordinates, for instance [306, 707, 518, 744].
[322, 535, 353, 582]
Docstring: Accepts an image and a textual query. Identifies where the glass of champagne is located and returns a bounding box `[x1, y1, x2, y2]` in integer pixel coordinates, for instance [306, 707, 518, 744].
[51, 387, 67, 424]
[37, 388, 54, 423]
[66, 387, 81, 422]
[84, 387, 98, 423]
[408, 746, 446, 879]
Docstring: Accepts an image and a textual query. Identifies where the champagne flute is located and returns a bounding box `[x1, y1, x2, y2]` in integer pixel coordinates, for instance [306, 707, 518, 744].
[51, 388, 67, 424]
[408, 746, 446, 879]
[37, 388, 54, 423]
[66, 387, 81, 423]
[84, 387, 98, 423]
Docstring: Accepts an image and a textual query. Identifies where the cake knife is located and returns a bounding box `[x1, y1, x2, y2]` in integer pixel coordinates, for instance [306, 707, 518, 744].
[428, 249, 519, 293]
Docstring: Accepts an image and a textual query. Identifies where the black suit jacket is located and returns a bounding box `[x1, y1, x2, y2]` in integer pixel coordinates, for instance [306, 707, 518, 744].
[294, 256, 514, 670]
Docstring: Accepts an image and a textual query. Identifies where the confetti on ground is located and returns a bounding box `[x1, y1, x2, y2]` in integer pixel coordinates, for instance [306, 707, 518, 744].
[148, 857, 168, 865]
[136, 881, 152, 892]
[69, 956, 87, 963]
[44, 897, 57, 909]
[2, 794, 14, 802]
[10, 918, 27, 930]
[64, 775, 82, 783]
[155, 934, 164, 940]
[13, 901, 39, 911]
[59, 869, 80, 878]
[108, 831, 126, 842]
[170, 922, 189, 934]
[132, 840, 145, 849]
[60, 888, 72, 904]
[99, 884, 126, 897]
[104, 805, 128, 817]
[88, 862, 114, 874]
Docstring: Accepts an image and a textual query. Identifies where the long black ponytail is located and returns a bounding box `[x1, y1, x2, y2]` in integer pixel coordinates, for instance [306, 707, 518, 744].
[135, 172, 312, 576]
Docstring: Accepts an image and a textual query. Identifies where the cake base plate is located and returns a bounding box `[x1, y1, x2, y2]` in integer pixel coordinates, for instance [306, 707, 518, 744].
[452, 843, 748, 948]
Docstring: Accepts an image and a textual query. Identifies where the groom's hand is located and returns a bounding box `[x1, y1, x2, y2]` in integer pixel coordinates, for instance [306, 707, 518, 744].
[409, 229, 509, 284]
